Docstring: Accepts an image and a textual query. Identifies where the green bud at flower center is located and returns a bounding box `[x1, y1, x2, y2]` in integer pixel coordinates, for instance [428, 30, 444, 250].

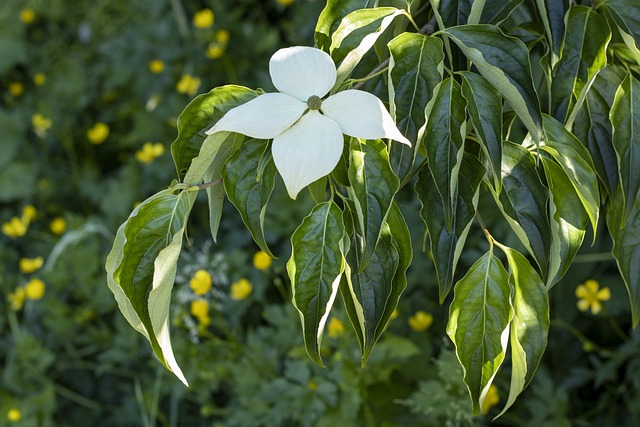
[306, 95, 322, 110]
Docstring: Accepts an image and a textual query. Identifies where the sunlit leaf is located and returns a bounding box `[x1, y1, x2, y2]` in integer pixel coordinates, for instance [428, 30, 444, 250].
[315, 0, 373, 52]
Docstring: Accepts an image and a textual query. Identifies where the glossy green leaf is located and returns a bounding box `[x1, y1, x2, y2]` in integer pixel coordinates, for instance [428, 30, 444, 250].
[479, 0, 523, 25]
[447, 250, 513, 416]
[607, 188, 640, 327]
[417, 155, 485, 302]
[315, 0, 373, 52]
[107, 186, 196, 385]
[573, 66, 623, 196]
[600, 0, 640, 66]
[387, 33, 444, 181]
[535, 0, 569, 60]
[347, 139, 399, 269]
[441, 25, 543, 145]
[541, 115, 600, 235]
[550, 6, 610, 124]
[541, 158, 588, 288]
[460, 71, 503, 190]
[435, 0, 473, 27]
[492, 142, 550, 277]
[610, 74, 640, 226]
[494, 244, 549, 417]
[171, 85, 257, 180]
[424, 77, 467, 231]
[223, 139, 276, 257]
[288, 201, 346, 366]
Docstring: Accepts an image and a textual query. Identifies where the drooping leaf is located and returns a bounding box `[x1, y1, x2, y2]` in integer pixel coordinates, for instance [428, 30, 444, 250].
[541, 158, 588, 288]
[460, 71, 503, 190]
[171, 85, 257, 180]
[534, 0, 569, 60]
[447, 250, 513, 416]
[417, 154, 485, 302]
[347, 138, 399, 269]
[541, 115, 600, 235]
[492, 142, 550, 278]
[600, 0, 640, 66]
[387, 33, 444, 181]
[288, 201, 346, 366]
[610, 74, 640, 226]
[423, 77, 467, 231]
[494, 243, 549, 417]
[315, 0, 373, 52]
[441, 25, 543, 145]
[223, 139, 277, 257]
[550, 6, 610, 124]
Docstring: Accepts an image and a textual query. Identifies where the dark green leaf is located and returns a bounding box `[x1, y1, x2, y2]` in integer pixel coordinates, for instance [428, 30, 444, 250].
[447, 250, 513, 416]
[315, 0, 373, 52]
[535, 0, 569, 58]
[288, 201, 346, 366]
[600, 0, 640, 65]
[436, 0, 473, 27]
[387, 32, 444, 181]
[479, 0, 523, 25]
[223, 139, 276, 257]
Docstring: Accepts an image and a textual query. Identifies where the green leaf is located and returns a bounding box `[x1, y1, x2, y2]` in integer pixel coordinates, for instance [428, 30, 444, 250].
[387, 33, 444, 181]
[494, 244, 549, 417]
[460, 71, 503, 190]
[610, 74, 640, 226]
[347, 139, 399, 269]
[223, 139, 277, 257]
[541, 158, 588, 287]
[535, 0, 569, 60]
[435, 0, 473, 27]
[441, 25, 543, 145]
[416, 154, 485, 302]
[607, 188, 640, 327]
[600, 0, 640, 66]
[479, 0, 523, 25]
[106, 187, 196, 385]
[424, 77, 467, 231]
[573, 66, 623, 196]
[314, 0, 373, 52]
[550, 6, 610, 124]
[330, 7, 408, 89]
[171, 85, 257, 180]
[288, 201, 346, 366]
[541, 115, 600, 235]
[446, 250, 513, 416]
[491, 142, 550, 278]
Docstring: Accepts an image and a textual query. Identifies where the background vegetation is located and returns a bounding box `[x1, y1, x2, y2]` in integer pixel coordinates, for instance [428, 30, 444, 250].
[2, 0, 639, 426]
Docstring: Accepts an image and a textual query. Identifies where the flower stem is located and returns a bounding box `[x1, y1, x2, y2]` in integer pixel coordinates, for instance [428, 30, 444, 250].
[195, 179, 223, 190]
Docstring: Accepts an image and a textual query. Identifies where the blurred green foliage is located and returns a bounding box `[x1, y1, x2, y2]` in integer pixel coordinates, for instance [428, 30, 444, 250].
[2, 0, 640, 426]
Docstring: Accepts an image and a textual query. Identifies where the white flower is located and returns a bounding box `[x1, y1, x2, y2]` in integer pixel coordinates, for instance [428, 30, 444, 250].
[206, 46, 411, 199]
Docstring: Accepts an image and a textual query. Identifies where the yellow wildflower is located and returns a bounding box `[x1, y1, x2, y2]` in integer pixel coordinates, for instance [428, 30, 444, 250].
[193, 9, 214, 28]
[206, 43, 225, 59]
[33, 73, 46, 86]
[482, 384, 500, 414]
[50, 217, 66, 235]
[32, 113, 52, 137]
[408, 310, 433, 332]
[230, 278, 252, 300]
[8, 288, 26, 311]
[20, 8, 35, 24]
[22, 204, 37, 224]
[176, 74, 201, 96]
[190, 269, 212, 295]
[135, 142, 165, 164]
[87, 122, 109, 145]
[9, 82, 24, 97]
[25, 278, 45, 300]
[149, 59, 165, 74]
[277, 0, 294, 6]
[576, 279, 610, 315]
[328, 317, 345, 338]
[215, 29, 230, 44]
[190, 299, 211, 326]
[19, 257, 44, 274]
[2, 217, 27, 238]
[253, 250, 272, 270]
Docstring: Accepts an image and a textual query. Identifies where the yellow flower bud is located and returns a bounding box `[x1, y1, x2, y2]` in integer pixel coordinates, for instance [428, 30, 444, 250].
[230, 278, 252, 300]
[190, 269, 212, 295]
[206, 43, 225, 59]
[176, 74, 201, 96]
[19, 257, 44, 274]
[2, 217, 27, 238]
[193, 9, 214, 29]
[22, 204, 37, 224]
[50, 217, 66, 235]
[20, 8, 36, 24]
[408, 310, 433, 332]
[8, 288, 26, 311]
[33, 73, 46, 86]
[327, 317, 345, 338]
[87, 122, 110, 145]
[215, 29, 230, 44]
[9, 82, 24, 97]
[25, 278, 46, 300]
[253, 251, 272, 270]
[7, 408, 22, 422]
[149, 59, 165, 74]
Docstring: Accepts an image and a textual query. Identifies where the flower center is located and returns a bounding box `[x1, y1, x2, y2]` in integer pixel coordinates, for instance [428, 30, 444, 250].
[306, 95, 322, 110]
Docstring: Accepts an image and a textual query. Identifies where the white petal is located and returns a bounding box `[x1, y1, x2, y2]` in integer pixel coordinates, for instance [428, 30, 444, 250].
[272, 110, 343, 199]
[269, 46, 337, 101]
[206, 93, 306, 139]
[322, 90, 411, 146]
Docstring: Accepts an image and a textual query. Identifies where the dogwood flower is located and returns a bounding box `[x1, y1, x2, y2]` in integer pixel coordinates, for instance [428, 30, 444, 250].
[206, 46, 410, 199]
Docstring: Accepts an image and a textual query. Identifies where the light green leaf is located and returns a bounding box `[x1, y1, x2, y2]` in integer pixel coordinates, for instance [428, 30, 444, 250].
[447, 250, 513, 416]
[441, 25, 543, 145]
[387, 32, 444, 181]
[314, 0, 373, 52]
[610, 74, 640, 226]
[347, 139, 399, 269]
[550, 6, 610, 124]
[171, 85, 257, 180]
[288, 201, 346, 366]
[223, 139, 277, 257]
[600, 0, 640, 67]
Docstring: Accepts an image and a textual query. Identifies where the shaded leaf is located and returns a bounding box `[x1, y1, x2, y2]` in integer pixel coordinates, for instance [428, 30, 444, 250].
[600, 0, 640, 66]
[479, 0, 523, 25]
[315, 0, 373, 52]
